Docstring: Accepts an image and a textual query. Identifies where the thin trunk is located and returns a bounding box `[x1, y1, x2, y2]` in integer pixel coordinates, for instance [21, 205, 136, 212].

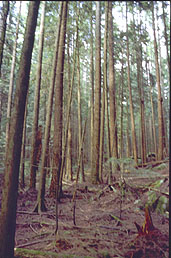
[126, 2, 138, 165]
[5, 2, 21, 155]
[34, 2, 63, 213]
[30, 1, 46, 189]
[99, 1, 108, 183]
[50, 1, 67, 199]
[91, 1, 101, 184]
[148, 65, 158, 158]
[120, 53, 124, 159]
[108, 1, 118, 166]
[162, 1, 170, 84]
[0, 1, 9, 76]
[152, 2, 164, 161]
[20, 94, 28, 189]
[0, 3, 39, 257]
[90, 2, 94, 169]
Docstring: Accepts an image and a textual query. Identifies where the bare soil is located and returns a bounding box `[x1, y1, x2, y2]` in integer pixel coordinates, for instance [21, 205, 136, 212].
[0, 163, 169, 258]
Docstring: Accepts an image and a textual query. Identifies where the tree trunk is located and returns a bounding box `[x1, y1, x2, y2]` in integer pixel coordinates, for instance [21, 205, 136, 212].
[162, 1, 170, 84]
[50, 1, 67, 199]
[30, 1, 46, 189]
[5, 2, 21, 155]
[90, 2, 94, 172]
[151, 2, 164, 161]
[34, 2, 63, 213]
[99, 2, 108, 183]
[91, 1, 101, 184]
[0, 2, 40, 257]
[126, 2, 138, 165]
[0, 1, 9, 76]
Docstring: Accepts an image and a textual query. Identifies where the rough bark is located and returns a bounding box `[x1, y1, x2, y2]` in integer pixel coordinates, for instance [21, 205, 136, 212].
[151, 2, 164, 161]
[5, 2, 21, 155]
[91, 1, 101, 184]
[108, 1, 118, 165]
[34, 2, 63, 213]
[50, 1, 67, 198]
[0, 1, 9, 76]
[0, 2, 39, 257]
[126, 2, 138, 165]
[30, 1, 46, 189]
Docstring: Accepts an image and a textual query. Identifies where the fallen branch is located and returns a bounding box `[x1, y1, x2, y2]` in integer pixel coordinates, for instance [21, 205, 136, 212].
[138, 159, 169, 168]
[15, 238, 52, 249]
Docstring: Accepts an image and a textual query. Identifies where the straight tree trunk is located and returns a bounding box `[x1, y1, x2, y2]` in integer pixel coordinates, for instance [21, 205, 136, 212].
[0, 3, 40, 257]
[99, 1, 108, 183]
[30, 1, 46, 189]
[0, 1, 9, 76]
[50, 1, 67, 199]
[91, 1, 101, 184]
[5, 2, 21, 155]
[151, 2, 164, 161]
[126, 2, 138, 165]
[34, 2, 63, 213]
[108, 1, 118, 166]
[90, 2, 94, 170]
[162, 1, 170, 84]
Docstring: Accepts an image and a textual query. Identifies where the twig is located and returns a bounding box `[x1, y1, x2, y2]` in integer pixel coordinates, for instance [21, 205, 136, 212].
[29, 224, 39, 235]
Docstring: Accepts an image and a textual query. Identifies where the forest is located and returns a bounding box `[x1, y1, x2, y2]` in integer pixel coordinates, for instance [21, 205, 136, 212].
[0, 1, 170, 258]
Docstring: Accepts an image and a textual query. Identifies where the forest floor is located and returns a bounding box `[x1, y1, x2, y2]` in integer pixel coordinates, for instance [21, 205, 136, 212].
[0, 162, 169, 258]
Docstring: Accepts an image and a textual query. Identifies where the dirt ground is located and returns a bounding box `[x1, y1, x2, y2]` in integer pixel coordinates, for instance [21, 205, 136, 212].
[0, 163, 169, 258]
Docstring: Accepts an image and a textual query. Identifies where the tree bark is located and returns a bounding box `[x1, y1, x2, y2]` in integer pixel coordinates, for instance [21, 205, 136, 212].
[30, 1, 46, 189]
[34, 2, 63, 213]
[0, 2, 40, 257]
[126, 2, 138, 165]
[91, 1, 101, 184]
[0, 1, 9, 76]
[5, 2, 21, 155]
[50, 1, 67, 199]
[151, 2, 164, 161]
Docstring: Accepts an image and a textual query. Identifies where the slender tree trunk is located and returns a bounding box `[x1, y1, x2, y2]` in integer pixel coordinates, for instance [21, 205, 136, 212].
[50, 1, 67, 199]
[5, 2, 21, 155]
[91, 1, 101, 184]
[29, 1, 46, 189]
[34, 2, 63, 213]
[0, 1, 9, 76]
[99, 2, 108, 183]
[148, 67, 158, 158]
[162, 1, 170, 84]
[20, 94, 28, 189]
[0, 3, 40, 257]
[126, 2, 138, 165]
[108, 1, 118, 168]
[76, 5, 84, 182]
[120, 53, 124, 159]
[90, 2, 94, 170]
[152, 2, 164, 161]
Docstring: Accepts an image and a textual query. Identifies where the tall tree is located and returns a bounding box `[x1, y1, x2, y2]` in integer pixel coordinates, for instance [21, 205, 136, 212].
[108, 1, 118, 169]
[0, 2, 40, 257]
[151, 2, 165, 161]
[126, 2, 138, 165]
[5, 2, 21, 155]
[50, 1, 68, 199]
[99, 1, 108, 182]
[34, 2, 63, 212]
[30, 1, 46, 189]
[0, 1, 9, 76]
[91, 1, 101, 184]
